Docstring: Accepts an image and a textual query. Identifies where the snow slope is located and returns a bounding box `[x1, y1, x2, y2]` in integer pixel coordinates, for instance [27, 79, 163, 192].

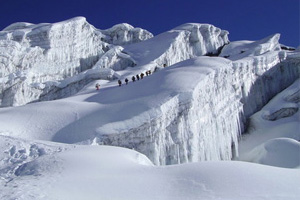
[238, 79, 300, 168]
[1, 137, 299, 200]
[0, 31, 299, 165]
[0, 20, 229, 107]
[0, 52, 298, 165]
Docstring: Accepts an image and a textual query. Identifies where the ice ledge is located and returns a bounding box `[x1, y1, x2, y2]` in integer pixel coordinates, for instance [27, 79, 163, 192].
[94, 51, 299, 165]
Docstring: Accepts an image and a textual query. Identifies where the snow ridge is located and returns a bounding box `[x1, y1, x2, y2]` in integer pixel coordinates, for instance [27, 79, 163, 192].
[124, 23, 229, 68]
[101, 23, 153, 45]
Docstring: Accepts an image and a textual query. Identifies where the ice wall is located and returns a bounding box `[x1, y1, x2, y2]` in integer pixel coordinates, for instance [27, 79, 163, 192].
[124, 23, 229, 68]
[0, 17, 152, 107]
[97, 50, 299, 166]
[91, 23, 229, 78]
[98, 59, 242, 165]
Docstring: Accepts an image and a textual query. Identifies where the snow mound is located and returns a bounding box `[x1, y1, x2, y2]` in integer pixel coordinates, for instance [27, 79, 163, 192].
[101, 23, 153, 45]
[220, 34, 281, 60]
[2, 22, 35, 31]
[0, 135, 67, 182]
[244, 138, 300, 168]
[1, 144, 299, 200]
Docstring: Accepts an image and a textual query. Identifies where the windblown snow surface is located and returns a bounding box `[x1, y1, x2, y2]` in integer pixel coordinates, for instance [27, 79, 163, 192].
[0, 17, 300, 200]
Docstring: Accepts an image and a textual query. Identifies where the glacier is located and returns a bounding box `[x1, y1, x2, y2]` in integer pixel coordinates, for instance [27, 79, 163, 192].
[95, 50, 299, 165]
[0, 17, 153, 107]
[0, 20, 228, 107]
[0, 17, 299, 166]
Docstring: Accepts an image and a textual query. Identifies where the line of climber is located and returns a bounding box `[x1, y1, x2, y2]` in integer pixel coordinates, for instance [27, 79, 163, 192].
[117, 70, 152, 87]
[95, 63, 168, 90]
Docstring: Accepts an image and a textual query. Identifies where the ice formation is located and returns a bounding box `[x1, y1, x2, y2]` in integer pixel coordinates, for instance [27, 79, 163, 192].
[0, 21, 230, 107]
[0, 17, 152, 107]
[0, 135, 68, 182]
[96, 49, 299, 165]
[100, 23, 154, 45]
[0, 17, 299, 166]
[238, 79, 300, 168]
[124, 23, 229, 67]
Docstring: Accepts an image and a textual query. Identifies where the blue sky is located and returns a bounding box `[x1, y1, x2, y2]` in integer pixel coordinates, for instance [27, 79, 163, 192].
[0, 0, 299, 47]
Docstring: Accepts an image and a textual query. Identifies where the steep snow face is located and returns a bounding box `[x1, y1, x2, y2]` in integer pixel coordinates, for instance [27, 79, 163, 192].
[97, 58, 242, 165]
[123, 23, 229, 68]
[0, 17, 152, 107]
[89, 23, 229, 80]
[0, 17, 105, 106]
[92, 46, 137, 71]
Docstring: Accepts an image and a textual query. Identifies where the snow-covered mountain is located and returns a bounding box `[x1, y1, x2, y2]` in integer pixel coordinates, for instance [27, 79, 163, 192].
[0, 17, 153, 107]
[0, 18, 228, 107]
[0, 17, 299, 199]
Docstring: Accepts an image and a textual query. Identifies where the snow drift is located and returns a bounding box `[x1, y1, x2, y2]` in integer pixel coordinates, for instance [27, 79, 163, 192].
[1, 136, 299, 200]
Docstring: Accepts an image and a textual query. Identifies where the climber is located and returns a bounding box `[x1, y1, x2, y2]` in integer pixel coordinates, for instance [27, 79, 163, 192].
[140, 73, 144, 79]
[95, 83, 100, 90]
[136, 74, 140, 80]
[125, 78, 129, 85]
[118, 80, 122, 87]
[132, 76, 136, 82]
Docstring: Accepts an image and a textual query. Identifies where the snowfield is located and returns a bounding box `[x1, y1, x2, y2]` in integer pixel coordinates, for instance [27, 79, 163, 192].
[0, 17, 299, 200]
[1, 141, 299, 200]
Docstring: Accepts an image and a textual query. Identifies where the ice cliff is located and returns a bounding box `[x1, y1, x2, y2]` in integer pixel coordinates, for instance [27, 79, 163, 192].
[123, 23, 229, 68]
[0, 17, 299, 166]
[95, 48, 299, 165]
[0, 17, 153, 107]
[0, 20, 229, 107]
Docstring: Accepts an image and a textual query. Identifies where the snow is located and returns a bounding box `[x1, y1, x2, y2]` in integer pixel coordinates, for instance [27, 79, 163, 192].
[219, 34, 282, 60]
[0, 17, 152, 107]
[0, 17, 300, 199]
[124, 23, 229, 67]
[1, 137, 299, 200]
[0, 19, 299, 165]
[238, 79, 300, 168]
[101, 23, 154, 45]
